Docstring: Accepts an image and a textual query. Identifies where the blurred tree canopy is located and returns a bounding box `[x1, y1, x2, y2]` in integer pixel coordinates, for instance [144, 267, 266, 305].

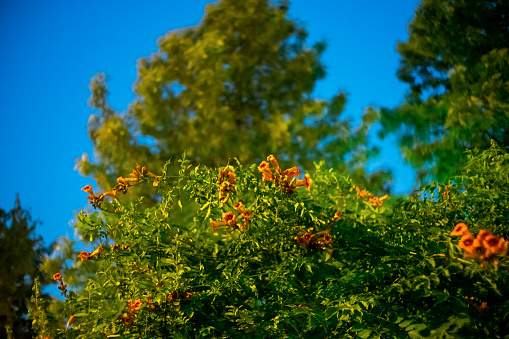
[76, 0, 391, 197]
[0, 196, 50, 339]
[380, 0, 509, 184]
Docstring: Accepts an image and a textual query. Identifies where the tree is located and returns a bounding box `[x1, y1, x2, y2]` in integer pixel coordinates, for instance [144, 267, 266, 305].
[0, 196, 50, 339]
[380, 0, 509, 184]
[76, 0, 391, 198]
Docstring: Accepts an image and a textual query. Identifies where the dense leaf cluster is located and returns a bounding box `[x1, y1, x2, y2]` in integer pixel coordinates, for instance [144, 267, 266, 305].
[33, 143, 509, 338]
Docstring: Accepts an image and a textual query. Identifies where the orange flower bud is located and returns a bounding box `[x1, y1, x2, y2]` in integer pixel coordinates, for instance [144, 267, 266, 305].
[267, 155, 280, 171]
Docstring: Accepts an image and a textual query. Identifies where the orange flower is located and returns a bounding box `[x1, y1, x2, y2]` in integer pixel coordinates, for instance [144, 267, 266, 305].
[119, 314, 132, 325]
[117, 176, 137, 185]
[146, 298, 155, 311]
[333, 212, 342, 220]
[210, 218, 227, 232]
[450, 223, 468, 236]
[459, 232, 477, 255]
[302, 233, 312, 245]
[78, 251, 91, 261]
[355, 187, 367, 198]
[168, 291, 178, 300]
[100, 190, 117, 199]
[81, 185, 94, 197]
[323, 233, 333, 245]
[90, 245, 103, 257]
[233, 202, 245, 212]
[477, 301, 489, 313]
[128, 299, 143, 313]
[370, 197, 381, 207]
[53, 273, 62, 282]
[241, 210, 254, 220]
[131, 164, 160, 181]
[483, 234, 508, 258]
[258, 161, 274, 181]
[66, 314, 76, 328]
[284, 166, 300, 179]
[228, 171, 236, 185]
[267, 155, 280, 172]
[476, 229, 492, 242]
[370, 194, 388, 208]
[222, 211, 238, 227]
[294, 236, 306, 245]
[295, 177, 311, 191]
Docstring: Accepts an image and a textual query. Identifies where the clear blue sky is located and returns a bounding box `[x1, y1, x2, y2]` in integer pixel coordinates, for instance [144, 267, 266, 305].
[0, 0, 420, 246]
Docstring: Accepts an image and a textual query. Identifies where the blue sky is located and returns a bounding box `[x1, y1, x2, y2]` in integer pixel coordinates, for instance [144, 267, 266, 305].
[0, 0, 420, 246]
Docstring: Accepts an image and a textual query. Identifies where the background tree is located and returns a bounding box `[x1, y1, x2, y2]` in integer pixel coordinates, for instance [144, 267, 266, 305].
[77, 0, 391, 198]
[0, 196, 51, 339]
[380, 0, 509, 184]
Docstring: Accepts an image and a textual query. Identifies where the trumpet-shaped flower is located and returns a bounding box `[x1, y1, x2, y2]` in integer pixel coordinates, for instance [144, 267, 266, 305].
[284, 166, 300, 179]
[228, 171, 236, 185]
[323, 233, 333, 245]
[78, 251, 91, 261]
[267, 155, 280, 173]
[210, 219, 227, 233]
[459, 232, 477, 254]
[241, 210, 254, 220]
[295, 177, 311, 191]
[66, 314, 76, 328]
[258, 161, 274, 181]
[222, 211, 238, 227]
[233, 202, 245, 212]
[476, 229, 492, 242]
[90, 245, 103, 257]
[81, 185, 94, 197]
[301, 232, 312, 245]
[483, 234, 508, 258]
[119, 314, 132, 326]
[128, 299, 143, 313]
[450, 223, 468, 236]
[100, 190, 117, 199]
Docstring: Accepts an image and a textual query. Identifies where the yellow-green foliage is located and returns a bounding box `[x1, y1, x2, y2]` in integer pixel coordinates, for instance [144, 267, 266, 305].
[35, 143, 509, 338]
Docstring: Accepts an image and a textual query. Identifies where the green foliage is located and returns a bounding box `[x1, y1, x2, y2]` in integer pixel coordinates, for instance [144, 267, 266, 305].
[35, 144, 509, 338]
[0, 196, 50, 339]
[76, 0, 391, 199]
[380, 0, 509, 183]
